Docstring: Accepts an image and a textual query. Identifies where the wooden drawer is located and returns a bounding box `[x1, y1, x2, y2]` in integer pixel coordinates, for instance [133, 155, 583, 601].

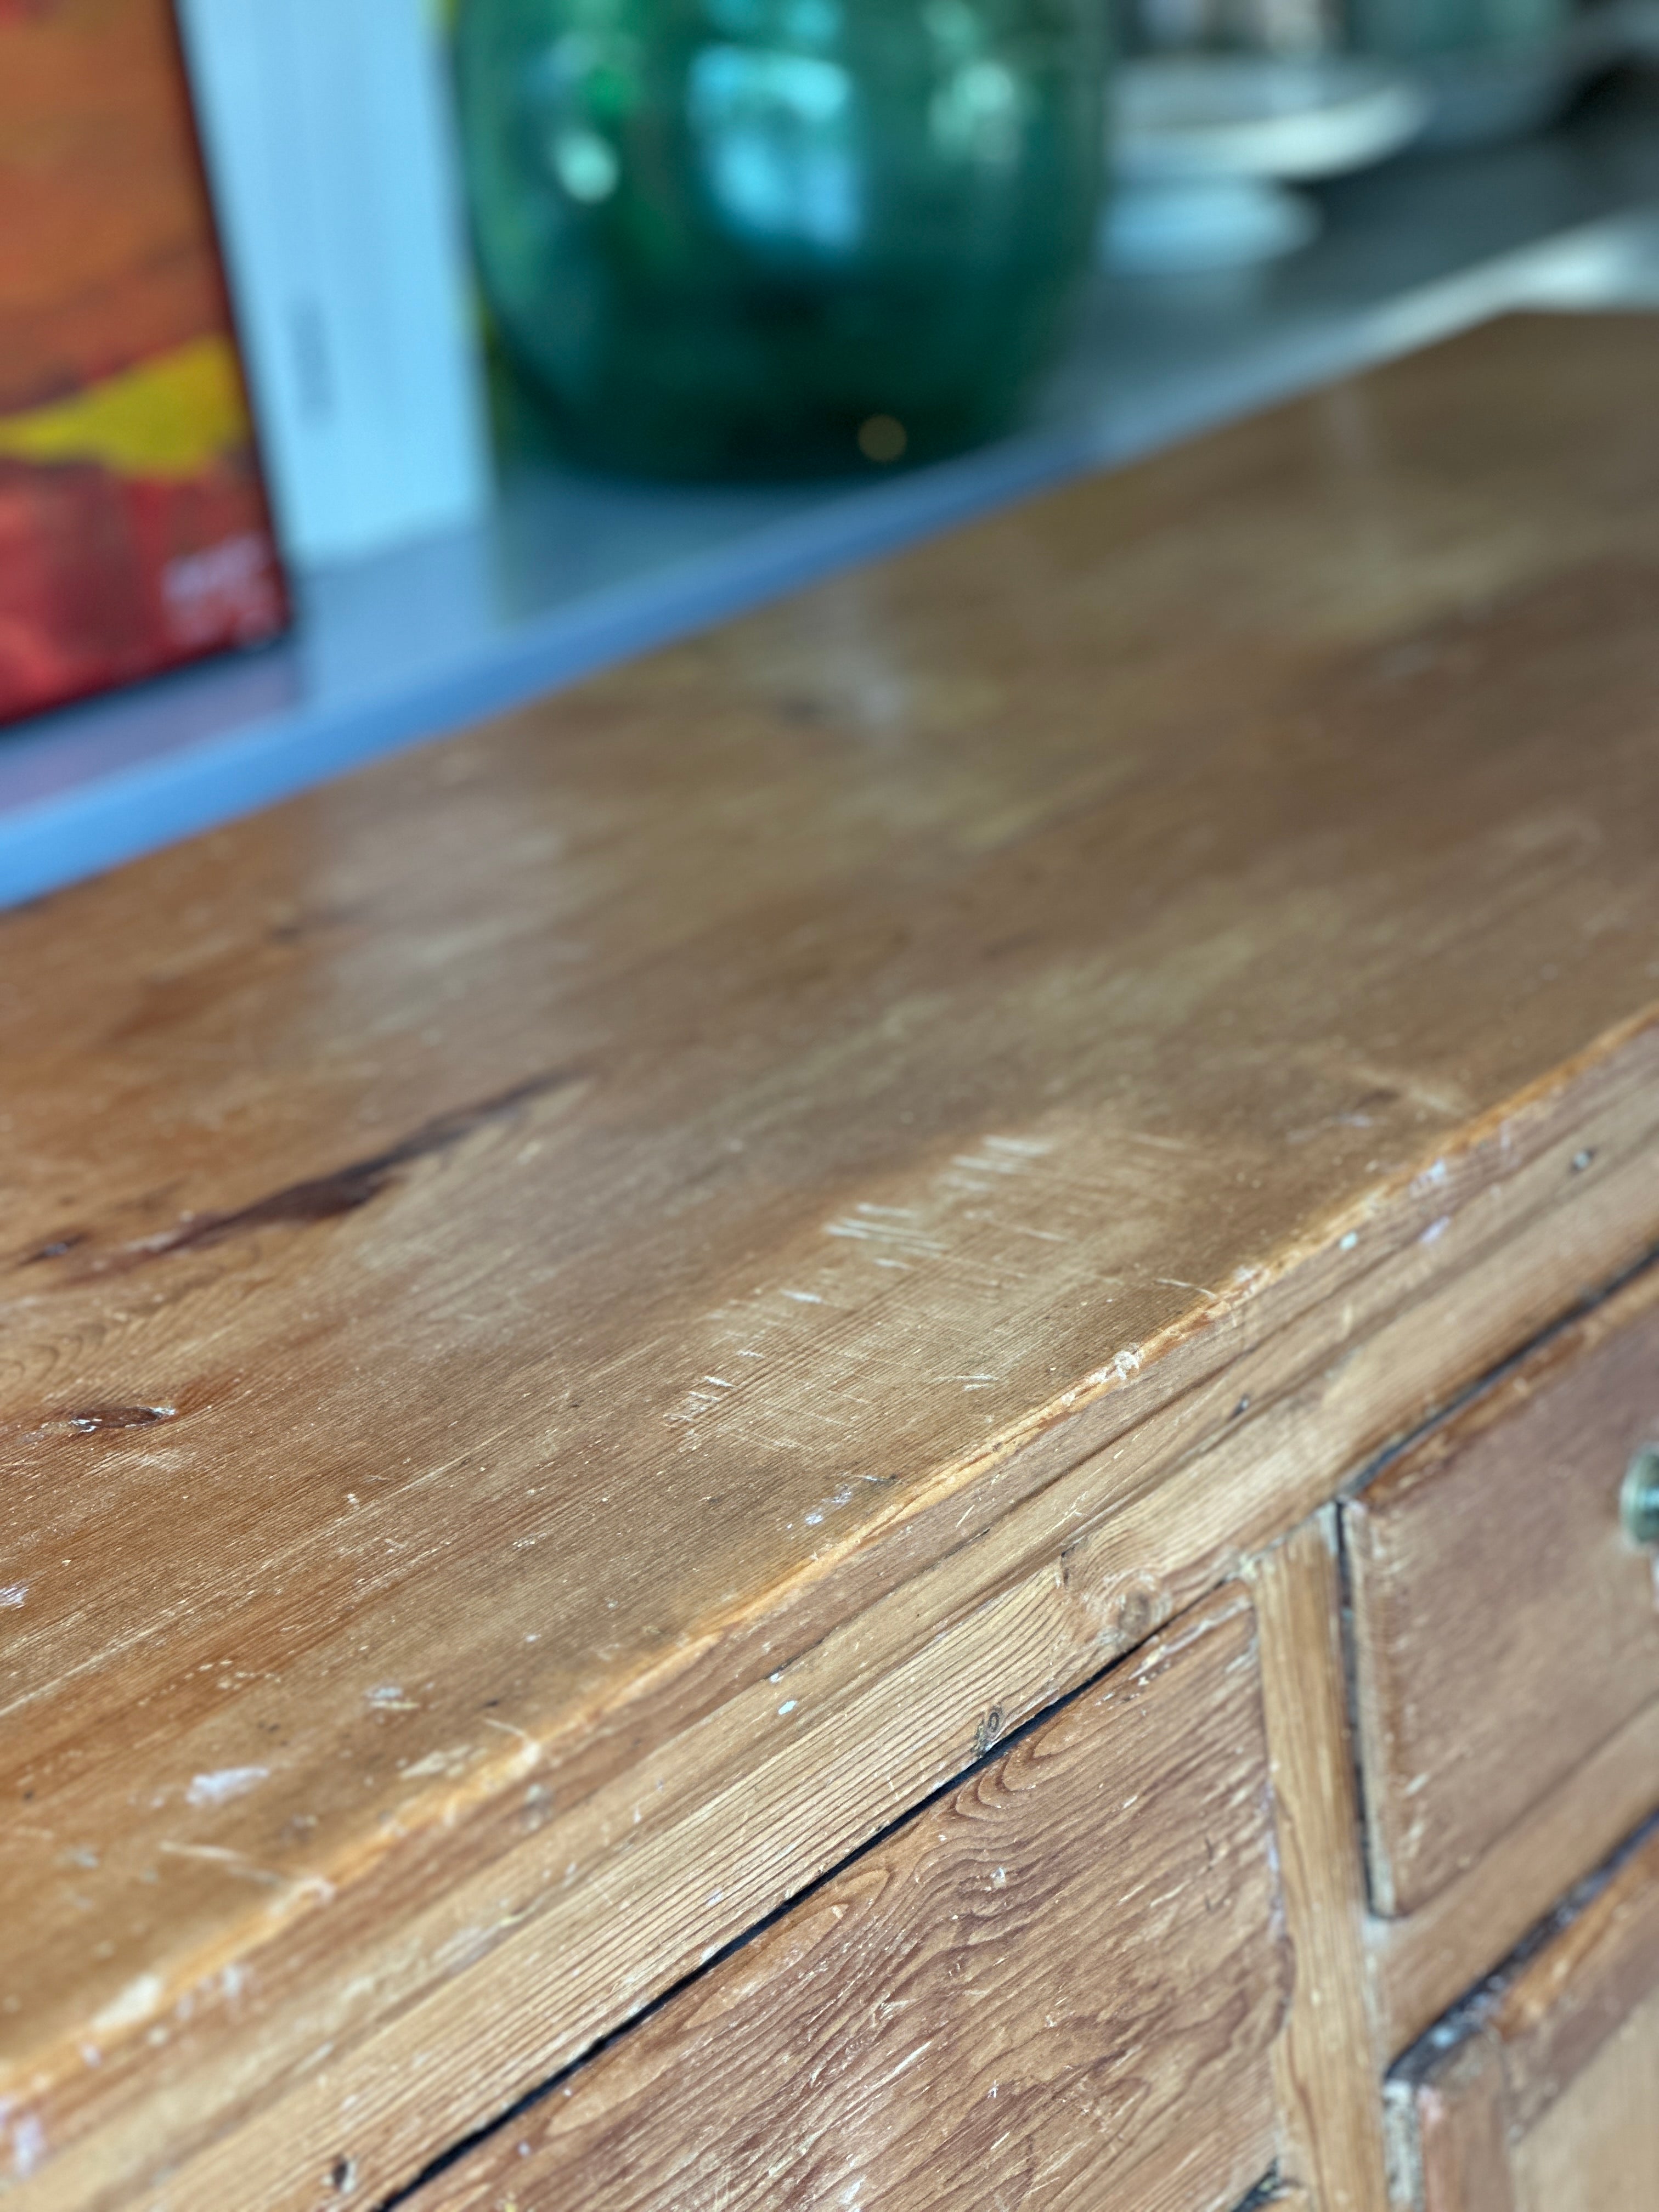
[409, 1591, 1289, 2212]
[1346, 1265, 1659, 1921]
[1387, 1819, 1659, 2212]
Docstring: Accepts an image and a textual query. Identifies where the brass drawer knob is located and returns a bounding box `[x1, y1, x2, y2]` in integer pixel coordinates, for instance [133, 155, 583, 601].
[1622, 1446, 1659, 1549]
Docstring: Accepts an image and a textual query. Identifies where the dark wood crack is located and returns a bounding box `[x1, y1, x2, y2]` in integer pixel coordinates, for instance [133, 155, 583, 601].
[19, 1071, 580, 1280]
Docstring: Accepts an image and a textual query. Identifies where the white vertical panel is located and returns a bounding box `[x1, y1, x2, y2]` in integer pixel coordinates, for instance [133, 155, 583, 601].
[178, 0, 492, 568]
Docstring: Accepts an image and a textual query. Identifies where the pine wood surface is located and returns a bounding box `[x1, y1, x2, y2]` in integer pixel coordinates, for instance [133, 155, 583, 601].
[1249, 1517, 1390, 2212]
[1392, 1822, 1659, 2212]
[1402, 2035, 1515, 2212]
[1513, 1985, 1659, 2212]
[1485, 1823, 1659, 2139]
[411, 1592, 1286, 2212]
[94, 1090, 1659, 2212]
[1347, 1262, 1659, 1919]
[9, 312, 1659, 2206]
[1370, 1695, 1659, 2059]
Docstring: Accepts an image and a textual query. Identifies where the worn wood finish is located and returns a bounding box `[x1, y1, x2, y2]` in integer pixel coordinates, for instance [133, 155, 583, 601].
[1398, 2038, 1515, 2212]
[411, 1592, 1286, 2212]
[1483, 1825, 1659, 2138]
[10, 313, 1659, 2206]
[1389, 1823, 1659, 2212]
[92, 1091, 1659, 2212]
[1346, 1264, 1659, 1919]
[1371, 1696, 1659, 2058]
[1249, 1516, 1389, 2212]
[1513, 1987, 1659, 2212]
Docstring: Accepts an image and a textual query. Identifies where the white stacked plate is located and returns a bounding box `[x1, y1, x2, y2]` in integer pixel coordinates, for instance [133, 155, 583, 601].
[1107, 54, 1430, 273]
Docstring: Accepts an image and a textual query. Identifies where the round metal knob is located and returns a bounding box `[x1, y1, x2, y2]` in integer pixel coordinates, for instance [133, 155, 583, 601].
[1622, 1446, 1659, 1549]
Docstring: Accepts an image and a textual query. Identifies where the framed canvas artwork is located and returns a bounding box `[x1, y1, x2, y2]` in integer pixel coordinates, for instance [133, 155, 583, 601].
[0, 0, 287, 727]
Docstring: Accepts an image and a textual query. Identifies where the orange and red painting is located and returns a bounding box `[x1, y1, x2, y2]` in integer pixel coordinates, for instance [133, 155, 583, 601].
[0, 0, 286, 724]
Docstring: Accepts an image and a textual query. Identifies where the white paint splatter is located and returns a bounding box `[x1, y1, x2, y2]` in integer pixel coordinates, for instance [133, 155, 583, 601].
[269, 1873, 335, 1915]
[399, 1746, 475, 1781]
[1419, 1216, 1451, 1246]
[93, 1972, 165, 2035]
[0, 1584, 26, 1609]
[185, 1767, 268, 1810]
[366, 1684, 416, 1710]
[777, 1700, 798, 1717]
[7, 2113, 45, 2179]
[1340, 1232, 1359, 1251]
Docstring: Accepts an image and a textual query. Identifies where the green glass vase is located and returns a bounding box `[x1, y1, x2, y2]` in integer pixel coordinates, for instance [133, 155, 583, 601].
[455, 0, 1107, 479]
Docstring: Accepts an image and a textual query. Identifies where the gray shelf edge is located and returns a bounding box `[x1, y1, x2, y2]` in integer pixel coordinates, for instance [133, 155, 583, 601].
[1, 203, 1654, 912]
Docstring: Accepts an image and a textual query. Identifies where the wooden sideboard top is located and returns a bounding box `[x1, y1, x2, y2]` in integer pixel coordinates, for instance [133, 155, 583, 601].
[8, 312, 1659, 2209]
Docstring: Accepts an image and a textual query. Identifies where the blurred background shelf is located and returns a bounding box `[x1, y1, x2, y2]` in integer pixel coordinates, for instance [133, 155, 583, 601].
[7, 65, 1659, 910]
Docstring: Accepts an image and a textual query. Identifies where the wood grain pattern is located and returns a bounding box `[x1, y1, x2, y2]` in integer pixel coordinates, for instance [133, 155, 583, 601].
[1513, 1987, 1659, 2212]
[89, 1080, 1659, 2212]
[409, 1591, 1287, 2212]
[1485, 1823, 1659, 2136]
[1347, 1263, 1659, 1919]
[1249, 1517, 1390, 2212]
[1371, 1697, 1659, 2059]
[10, 313, 1659, 2206]
[1401, 2038, 1516, 2212]
[1389, 1824, 1659, 2212]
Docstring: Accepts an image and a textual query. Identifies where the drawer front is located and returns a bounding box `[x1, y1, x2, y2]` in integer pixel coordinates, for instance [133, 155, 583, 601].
[411, 1591, 1289, 2212]
[1346, 1265, 1659, 1920]
[1388, 1820, 1659, 2212]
